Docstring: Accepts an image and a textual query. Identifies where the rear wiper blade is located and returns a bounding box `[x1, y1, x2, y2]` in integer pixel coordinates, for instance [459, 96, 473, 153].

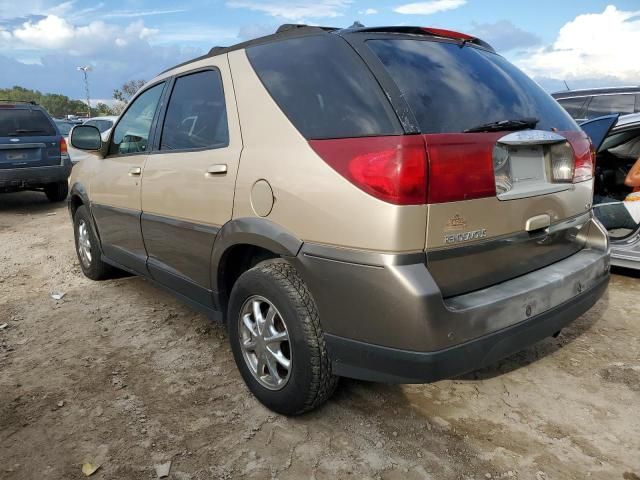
[464, 117, 539, 133]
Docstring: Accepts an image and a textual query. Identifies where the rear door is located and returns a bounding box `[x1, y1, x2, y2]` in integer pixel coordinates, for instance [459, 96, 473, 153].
[140, 60, 242, 307]
[352, 34, 596, 297]
[0, 107, 60, 170]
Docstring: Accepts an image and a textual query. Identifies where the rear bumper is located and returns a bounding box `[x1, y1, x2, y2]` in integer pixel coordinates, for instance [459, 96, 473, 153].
[325, 274, 608, 383]
[0, 162, 71, 189]
[294, 215, 610, 383]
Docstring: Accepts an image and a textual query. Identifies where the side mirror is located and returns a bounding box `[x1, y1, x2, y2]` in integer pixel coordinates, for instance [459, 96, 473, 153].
[71, 125, 102, 151]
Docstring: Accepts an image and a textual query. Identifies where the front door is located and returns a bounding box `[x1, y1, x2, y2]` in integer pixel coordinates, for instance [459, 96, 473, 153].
[90, 82, 166, 273]
[140, 60, 242, 307]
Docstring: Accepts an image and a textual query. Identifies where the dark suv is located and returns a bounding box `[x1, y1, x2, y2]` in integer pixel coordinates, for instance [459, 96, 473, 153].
[0, 101, 71, 202]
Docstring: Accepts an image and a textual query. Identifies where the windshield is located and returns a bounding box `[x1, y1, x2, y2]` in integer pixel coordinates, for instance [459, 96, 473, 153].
[366, 39, 579, 134]
[0, 109, 56, 137]
[55, 121, 74, 135]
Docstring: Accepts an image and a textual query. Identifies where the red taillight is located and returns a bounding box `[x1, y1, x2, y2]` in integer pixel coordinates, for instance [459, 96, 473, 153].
[425, 133, 498, 203]
[60, 136, 68, 155]
[309, 135, 427, 205]
[421, 27, 475, 41]
[564, 131, 593, 182]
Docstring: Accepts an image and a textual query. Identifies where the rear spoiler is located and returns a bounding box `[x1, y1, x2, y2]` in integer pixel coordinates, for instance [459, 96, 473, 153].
[343, 26, 495, 52]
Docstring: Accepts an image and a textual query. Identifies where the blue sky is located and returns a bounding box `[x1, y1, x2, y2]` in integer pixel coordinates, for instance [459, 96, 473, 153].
[0, 0, 639, 103]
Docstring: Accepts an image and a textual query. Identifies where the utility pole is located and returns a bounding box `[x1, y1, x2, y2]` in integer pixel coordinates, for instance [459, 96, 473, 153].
[77, 65, 92, 118]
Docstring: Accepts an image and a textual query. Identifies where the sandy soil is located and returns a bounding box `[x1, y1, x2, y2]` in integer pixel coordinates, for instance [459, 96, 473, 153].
[1, 190, 639, 480]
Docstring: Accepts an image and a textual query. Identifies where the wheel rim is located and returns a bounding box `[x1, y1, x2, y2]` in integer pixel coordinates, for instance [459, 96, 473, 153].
[77, 219, 92, 268]
[238, 295, 292, 391]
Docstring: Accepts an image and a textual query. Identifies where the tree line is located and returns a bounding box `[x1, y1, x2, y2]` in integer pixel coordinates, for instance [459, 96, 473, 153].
[0, 80, 145, 118]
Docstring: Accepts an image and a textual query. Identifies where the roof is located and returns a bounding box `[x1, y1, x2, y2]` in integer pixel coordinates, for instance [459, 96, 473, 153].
[552, 86, 640, 98]
[161, 24, 493, 75]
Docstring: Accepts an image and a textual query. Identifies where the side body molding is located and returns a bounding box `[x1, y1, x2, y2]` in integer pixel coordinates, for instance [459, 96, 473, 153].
[210, 217, 304, 297]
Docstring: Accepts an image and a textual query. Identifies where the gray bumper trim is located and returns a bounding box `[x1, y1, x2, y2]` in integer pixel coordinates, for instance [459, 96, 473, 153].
[0, 164, 71, 187]
[295, 216, 610, 352]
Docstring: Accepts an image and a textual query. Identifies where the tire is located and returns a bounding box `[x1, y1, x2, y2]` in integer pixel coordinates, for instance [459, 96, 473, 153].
[73, 205, 113, 280]
[228, 259, 338, 415]
[44, 181, 69, 202]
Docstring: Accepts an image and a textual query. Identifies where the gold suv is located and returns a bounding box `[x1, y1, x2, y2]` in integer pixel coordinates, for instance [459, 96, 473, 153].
[68, 25, 611, 415]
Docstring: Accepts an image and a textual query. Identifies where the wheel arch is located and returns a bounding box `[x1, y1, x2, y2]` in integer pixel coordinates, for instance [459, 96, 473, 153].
[212, 217, 303, 313]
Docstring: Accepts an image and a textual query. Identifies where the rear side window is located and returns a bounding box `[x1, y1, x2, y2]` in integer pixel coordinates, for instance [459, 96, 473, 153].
[366, 39, 578, 134]
[557, 97, 588, 119]
[0, 109, 56, 137]
[160, 69, 229, 151]
[587, 94, 636, 118]
[247, 35, 402, 139]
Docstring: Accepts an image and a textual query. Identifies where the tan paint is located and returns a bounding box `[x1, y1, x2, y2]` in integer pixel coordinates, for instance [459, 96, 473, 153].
[88, 154, 147, 212]
[140, 55, 242, 227]
[426, 180, 593, 249]
[228, 50, 428, 253]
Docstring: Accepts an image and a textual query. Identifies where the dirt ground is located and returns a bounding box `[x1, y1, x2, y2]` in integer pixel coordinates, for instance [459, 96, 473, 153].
[0, 190, 639, 480]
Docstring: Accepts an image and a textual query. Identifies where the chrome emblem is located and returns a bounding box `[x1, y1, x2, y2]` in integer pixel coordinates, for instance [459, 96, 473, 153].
[10, 138, 19, 142]
[445, 214, 467, 231]
[444, 229, 487, 245]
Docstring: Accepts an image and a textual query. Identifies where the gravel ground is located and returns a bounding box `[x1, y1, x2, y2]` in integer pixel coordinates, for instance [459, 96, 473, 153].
[0, 191, 639, 480]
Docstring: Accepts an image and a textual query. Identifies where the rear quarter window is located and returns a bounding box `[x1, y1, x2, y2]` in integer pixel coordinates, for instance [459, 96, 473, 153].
[246, 34, 402, 139]
[0, 109, 56, 137]
[366, 39, 578, 134]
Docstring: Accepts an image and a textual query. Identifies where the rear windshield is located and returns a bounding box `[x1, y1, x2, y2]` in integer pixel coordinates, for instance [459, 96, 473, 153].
[0, 108, 56, 137]
[366, 39, 579, 134]
[247, 35, 402, 139]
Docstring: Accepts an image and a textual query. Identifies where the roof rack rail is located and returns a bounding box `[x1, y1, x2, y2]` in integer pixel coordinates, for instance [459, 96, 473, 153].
[0, 99, 37, 105]
[208, 46, 227, 55]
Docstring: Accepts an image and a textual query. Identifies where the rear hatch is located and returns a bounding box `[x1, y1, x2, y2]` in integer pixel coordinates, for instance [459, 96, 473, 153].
[361, 33, 596, 297]
[0, 106, 61, 169]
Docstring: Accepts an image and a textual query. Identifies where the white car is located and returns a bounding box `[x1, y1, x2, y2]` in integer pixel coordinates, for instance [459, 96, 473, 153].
[68, 116, 118, 164]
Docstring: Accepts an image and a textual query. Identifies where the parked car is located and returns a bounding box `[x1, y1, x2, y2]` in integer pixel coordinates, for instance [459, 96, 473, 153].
[68, 25, 610, 415]
[67, 116, 117, 164]
[553, 87, 640, 123]
[54, 119, 75, 137]
[584, 113, 640, 268]
[0, 100, 71, 201]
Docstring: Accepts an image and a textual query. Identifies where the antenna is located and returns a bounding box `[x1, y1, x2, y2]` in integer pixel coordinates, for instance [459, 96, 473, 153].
[563, 80, 570, 91]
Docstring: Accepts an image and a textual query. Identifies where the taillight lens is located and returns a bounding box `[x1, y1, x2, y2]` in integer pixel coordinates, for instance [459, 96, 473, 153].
[60, 136, 68, 155]
[425, 133, 498, 203]
[563, 132, 594, 183]
[309, 135, 427, 205]
[549, 142, 575, 183]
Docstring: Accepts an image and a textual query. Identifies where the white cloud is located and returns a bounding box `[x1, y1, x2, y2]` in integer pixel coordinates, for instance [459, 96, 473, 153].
[5, 15, 158, 53]
[359, 8, 378, 15]
[394, 0, 466, 15]
[518, 6, 640, 84]
[102, 9, 188, 19]
[226, 0, 352, 21]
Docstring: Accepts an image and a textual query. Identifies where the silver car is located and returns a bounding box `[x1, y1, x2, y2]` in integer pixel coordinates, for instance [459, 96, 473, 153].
[588, 113, 640, 268]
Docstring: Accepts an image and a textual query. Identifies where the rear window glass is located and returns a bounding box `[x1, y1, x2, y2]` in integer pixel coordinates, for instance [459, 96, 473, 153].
[366, 39, 578, 134]
[247, 35, 402, 139]
[0, 109, 56, 137]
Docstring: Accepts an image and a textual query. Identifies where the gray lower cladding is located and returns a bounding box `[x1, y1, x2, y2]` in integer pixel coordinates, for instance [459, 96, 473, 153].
[428, 214, 590, 298]
[293, 215, 610, 354]
[91, 203, 148, 274]
[0, 163, 71, 188]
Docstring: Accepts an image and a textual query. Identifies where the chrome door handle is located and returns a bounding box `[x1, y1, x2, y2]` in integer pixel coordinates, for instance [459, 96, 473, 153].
[206, 164, 228, 176]
[128, 167, 142, 176]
